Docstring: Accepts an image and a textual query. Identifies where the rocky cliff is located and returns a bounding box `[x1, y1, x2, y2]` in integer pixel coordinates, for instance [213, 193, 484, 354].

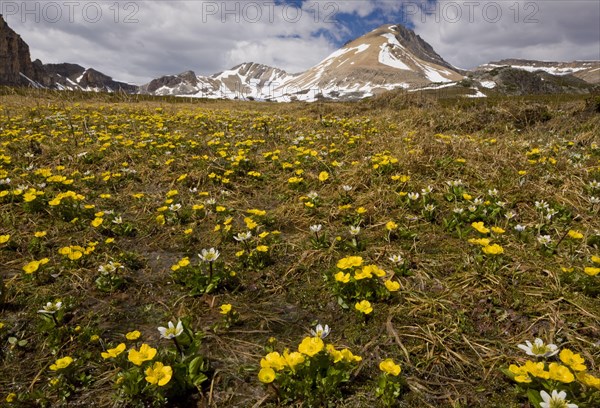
[0, 14, 45, 86]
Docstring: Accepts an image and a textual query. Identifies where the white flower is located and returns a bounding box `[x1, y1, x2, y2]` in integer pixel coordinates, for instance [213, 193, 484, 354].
[169, 203, 182, 212]
[488, 188, 498, 196]
[407, 192, 420, 201]
[424, 204, 435, 212]
[205, 198, 216, 206]
[546, 208, 558, 220]
[421, 186, 433, 195]
[590, 196, 600, 204]
[349, 226, 361, 236]
[473, 198, 484, 206]
[342, 185, 353, 192]
[446, 180, 463, 187]
[517, 338, 559, 357]
[539, 390, 578, 408]
[453, 207, 464, 214]
[158, 320, 184, 339]
[307, 191, 319, 200]
[310, 224, 322, 233]
[234, 231, 252, 242]
[112, 216, 123, 224]
[388, 255, 404, 265]
[589, 180, 600, 190]
[535, 200, 549, 210]
[199, 248, 220, 262]
[38, 301, 62, 314]
[504, 211, 516, 220]
[310, 324, 330, 339]
[515, 224, 526, 232]
[537, 235, 552, 246]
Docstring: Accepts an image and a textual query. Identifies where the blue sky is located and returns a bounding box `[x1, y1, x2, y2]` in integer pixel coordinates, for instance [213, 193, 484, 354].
[4, 1, 599, 84]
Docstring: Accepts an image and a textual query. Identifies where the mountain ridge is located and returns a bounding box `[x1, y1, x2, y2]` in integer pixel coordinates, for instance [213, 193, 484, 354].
[1, 15, 598, 100]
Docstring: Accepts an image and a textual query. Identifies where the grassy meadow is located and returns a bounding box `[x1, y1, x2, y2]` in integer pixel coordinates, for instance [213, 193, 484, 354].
[0, 88, 599, 407]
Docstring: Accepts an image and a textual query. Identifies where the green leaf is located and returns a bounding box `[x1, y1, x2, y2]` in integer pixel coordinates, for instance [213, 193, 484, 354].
[526, 388, 543, 407]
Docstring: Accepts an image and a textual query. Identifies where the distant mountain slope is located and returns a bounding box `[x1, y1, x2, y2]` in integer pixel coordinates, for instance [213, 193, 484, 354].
[478, 59, 600, 84]
[43, 63, 137, 92]
[139, 63, 298, 100]
[276, 24, 463, 101]
[141, 24, 464, 101]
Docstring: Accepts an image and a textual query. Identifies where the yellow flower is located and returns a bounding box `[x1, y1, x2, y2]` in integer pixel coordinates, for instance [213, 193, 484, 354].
[0, 235, 10, 244]
[354, 266, 373, 280]
[491, 227, 505, 234]
[126, 331, 141, 341]
[336, 256, 363, 270]
[468, 238, 491, 246]
[385, 280, 401, 292]
[340, 348, 362, 362]
[482, 244, 504, 255]
[260, 352, 286, 370]
[463, 193, 472, 201]
[559, 349, 586, 371]
[591, 255, 600, 264]
[524, 361, 549, 379]
[385, 221, 398, 231]
[6, 392, 16, 402]
[508, 364, 531, 383]
[567, 230, 584, 239]
[379, 358, 401, 376]
[391, 175, 410, 183]
[34, 231, 47, 238]
[258, 367, 276, 383]
[366, 265, 386, 277]
[244, 217, 258, 230]
[283, 350, 305, 369]
[23, 260, 41, 274]
[145, 362, 172, 386]
[471, 222, 490, 234]
[68, 251, 83, 260]
[335, 272, 350, 283]
[101, 343, 126, 359]
[584, 267, 600, 276]
[577, 372, 600, 389]
[355, 300, 373, 315]
[298, 336, 325, 357]
[220, 304, 232, 314]
[49, 356, 73, 371]
[92, 218, 104, 228]
[128, 344, 157, 366]
[548, 362, 575, 383]
[356, 207, 367, 214]
[256, 245, 269, 253]
[318, 171, 329, 182]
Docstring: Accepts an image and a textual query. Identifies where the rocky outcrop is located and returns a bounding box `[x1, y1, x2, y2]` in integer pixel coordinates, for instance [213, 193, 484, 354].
[0, 14, 44, 86]
[1, 14, 136, 92]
